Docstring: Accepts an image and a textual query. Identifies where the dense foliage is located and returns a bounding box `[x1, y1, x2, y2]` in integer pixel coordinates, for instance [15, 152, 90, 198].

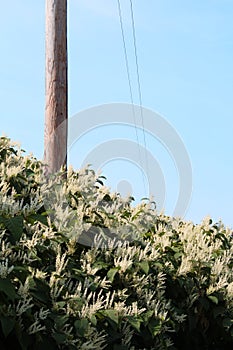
[0, 136, 232, 349]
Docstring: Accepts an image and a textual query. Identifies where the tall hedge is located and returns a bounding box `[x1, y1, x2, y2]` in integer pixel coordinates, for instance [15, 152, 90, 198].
[0, 137, 232, 349]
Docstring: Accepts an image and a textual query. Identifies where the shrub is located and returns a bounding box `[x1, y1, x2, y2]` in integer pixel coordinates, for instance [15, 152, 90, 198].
[0, 136, 232, 349]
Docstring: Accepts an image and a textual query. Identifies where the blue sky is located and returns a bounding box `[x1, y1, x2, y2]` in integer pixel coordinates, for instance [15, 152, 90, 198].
[1, 0, 232, 227]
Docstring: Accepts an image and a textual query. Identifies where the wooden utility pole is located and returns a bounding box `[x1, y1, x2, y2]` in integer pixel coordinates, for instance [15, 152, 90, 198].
[44, 0, 68, 174]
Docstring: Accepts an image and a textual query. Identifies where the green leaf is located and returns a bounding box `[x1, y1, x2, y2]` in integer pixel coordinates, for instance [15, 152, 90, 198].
[92, 261, 109, 270]
[138, 261, 149, 274]
[0, 279, 17, 300]
[30, 278, 51, 305]
[54, 301, 66, 309]
[52, 333, 66, 345]
[153, 262, 163, 269]
[148, 319, 162, 337]
[54, 315, 69, 330]
[113, 345, 128, 350]
[107, 268, 119, 282]
[18, 330, 31, 350]
[174, 252, 182, 260]
[127, 316, 141, 332]
[143, 310, 154, 323]
[0, 316, 15, 337]
[207, 295, 218, 305]
[24, 168, 34, 177]
[74, 318, 89, 337]
[5, 215, 24, 243]
[90, 315, 97, 326]
[26, 213, 48, 226]
[34, 336, 57, 350]
[104, 309, 119, 325]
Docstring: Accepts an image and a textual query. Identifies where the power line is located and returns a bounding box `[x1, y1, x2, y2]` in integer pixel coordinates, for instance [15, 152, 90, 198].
[129, 0, 149, 177]
[117, 0, 134, 108]
[117, 0, 147, 194]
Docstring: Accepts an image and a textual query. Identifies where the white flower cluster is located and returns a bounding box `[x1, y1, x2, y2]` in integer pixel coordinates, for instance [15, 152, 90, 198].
[0, 258, 14, 278]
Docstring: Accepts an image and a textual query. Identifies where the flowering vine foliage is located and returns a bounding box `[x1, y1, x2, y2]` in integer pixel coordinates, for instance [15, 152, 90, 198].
[0, 136, 232, 349]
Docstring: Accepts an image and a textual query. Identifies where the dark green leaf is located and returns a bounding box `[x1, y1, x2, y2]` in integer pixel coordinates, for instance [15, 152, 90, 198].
[26, 213, 48, 226]
[148, 319, 162, 337]
[143, 310, 154, 323]
[74, 318, 89, 337]
[0, 316, 15, 337]
[113, 345, 128, 350]
[30, 278, 51, 305]
[6, 215, 24, 243]
[52, 333, 66, 345]
[127, 316, 141, 332]
[54, 315, 69, 330]
[0, 279, 17, 300]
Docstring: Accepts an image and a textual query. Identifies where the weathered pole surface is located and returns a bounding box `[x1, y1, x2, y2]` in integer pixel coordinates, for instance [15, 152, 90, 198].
[44, 0, 68, 174]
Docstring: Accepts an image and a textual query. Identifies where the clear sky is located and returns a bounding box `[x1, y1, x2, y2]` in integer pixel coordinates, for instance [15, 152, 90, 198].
[1, 0, 232, 228]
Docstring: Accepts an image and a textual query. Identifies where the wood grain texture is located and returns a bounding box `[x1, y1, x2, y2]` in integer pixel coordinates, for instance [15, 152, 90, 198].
[44, 0, 67, 174]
